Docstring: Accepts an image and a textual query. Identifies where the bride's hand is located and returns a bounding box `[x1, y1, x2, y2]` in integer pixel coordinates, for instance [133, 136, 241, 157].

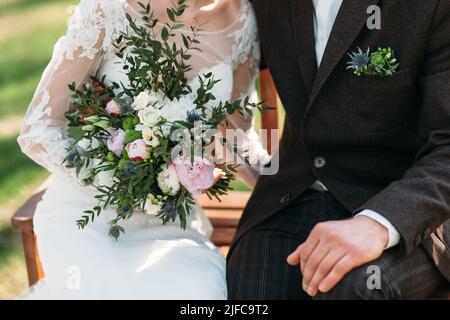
[213, 168, 225, 183]
[201, 167, 226, 194]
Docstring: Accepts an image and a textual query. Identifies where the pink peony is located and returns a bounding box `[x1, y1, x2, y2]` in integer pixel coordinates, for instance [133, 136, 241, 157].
[107, 128, 126, 157]
[105, 100, 121, 116]
[173, 155, 215, 196]
[126, 139, 150, 162]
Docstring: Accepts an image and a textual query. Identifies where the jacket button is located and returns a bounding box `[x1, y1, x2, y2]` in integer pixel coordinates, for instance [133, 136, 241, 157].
[280, 193, 291, 205]
[313, 156, 327, 169]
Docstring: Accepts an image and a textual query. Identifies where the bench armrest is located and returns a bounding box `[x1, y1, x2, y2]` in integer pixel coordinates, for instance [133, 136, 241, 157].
[11, 180, 49, 232]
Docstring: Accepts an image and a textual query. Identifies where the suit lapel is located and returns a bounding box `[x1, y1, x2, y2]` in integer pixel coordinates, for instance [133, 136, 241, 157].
[290, 0, 317, 95]
[307, 0, 380, 112]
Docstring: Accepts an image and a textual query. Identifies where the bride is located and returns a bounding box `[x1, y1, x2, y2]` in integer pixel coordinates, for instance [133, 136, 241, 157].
[17, 0, 269, 299]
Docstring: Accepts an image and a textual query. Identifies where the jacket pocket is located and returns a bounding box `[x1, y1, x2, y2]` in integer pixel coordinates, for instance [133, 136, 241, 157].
[347, 69, 416, 136]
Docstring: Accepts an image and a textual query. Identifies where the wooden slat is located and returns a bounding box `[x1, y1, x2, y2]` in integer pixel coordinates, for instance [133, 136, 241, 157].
[209, 218, 240, 229]
[204, 208, 243, 222]
[211, 227, 238, 246]
[20, 231, 38, 285]
[20, 232, 44, 286]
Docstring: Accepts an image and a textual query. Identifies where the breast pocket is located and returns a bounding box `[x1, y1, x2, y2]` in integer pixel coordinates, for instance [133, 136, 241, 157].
[347, 69, 415, 136]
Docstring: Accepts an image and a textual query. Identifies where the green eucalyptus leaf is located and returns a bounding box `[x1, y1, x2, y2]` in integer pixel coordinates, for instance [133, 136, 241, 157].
[161, 26, 169, 41]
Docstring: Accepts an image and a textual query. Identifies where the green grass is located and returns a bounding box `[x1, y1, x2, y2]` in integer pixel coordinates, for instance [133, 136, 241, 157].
[0, 135, 48, 204]
[0, 0, 75, 118]
[0, 0, 64, 17]
[0, 223, 28, 300]
[0, 0, 76, 300]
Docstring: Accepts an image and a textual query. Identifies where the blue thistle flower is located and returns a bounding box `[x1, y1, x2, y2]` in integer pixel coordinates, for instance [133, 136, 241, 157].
[119, 203, 133, 218]
[347, 47, 371, 75]
[120, 104, 133, 115]
[64, 150, 78, 163]
[64, 149, 83, 168]
[159, 198, 177, 222]
[124, 162, 137, 176]
[186, 110, 201, 123]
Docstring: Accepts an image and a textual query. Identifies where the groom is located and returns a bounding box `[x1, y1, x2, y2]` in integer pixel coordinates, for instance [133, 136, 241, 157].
[227, 0, 450, 299]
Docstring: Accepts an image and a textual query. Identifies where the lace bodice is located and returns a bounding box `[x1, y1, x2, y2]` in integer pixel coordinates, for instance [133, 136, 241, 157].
[18, 0, 269, 189]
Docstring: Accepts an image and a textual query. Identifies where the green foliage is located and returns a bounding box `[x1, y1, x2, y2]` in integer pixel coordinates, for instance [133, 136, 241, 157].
[124, 130, 142, 144]
[76, 206, 102, 229]
[369, 47, 399, 76]
[114, 0, 198, 100]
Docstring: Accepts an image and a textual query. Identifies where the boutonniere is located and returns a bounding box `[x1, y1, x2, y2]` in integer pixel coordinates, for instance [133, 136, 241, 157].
[347, 47, 399, 76]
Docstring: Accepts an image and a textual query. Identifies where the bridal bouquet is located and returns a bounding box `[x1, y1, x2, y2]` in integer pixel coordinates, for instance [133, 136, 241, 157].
[63, 1, 266, 239]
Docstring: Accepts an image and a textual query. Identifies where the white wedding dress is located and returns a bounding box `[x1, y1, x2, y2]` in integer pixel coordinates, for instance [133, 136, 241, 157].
[17, 0, 269, 299]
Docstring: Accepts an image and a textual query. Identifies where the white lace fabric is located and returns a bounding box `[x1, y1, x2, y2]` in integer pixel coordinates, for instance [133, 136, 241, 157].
[18, 0, 268, 188]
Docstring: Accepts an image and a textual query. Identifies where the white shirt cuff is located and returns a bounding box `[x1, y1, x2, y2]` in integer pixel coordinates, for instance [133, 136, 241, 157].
[355, 209, 401, 249]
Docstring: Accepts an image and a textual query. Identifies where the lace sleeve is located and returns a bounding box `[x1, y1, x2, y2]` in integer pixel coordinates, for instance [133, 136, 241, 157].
[224, 0, 270, 188]
[17, 0, 126, 180]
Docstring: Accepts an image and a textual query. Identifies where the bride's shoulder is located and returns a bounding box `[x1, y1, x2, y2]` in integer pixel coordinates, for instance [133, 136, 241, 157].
[69, 0, 130, 32]
[227, 0, 259, 65]
[56, 0, 128, 61]
[234, 0, 257, 29]
[71, 0, 128, 21]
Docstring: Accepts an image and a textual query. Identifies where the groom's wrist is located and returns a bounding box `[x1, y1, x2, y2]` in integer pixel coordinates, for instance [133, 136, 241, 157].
[355, 209, 401, 249]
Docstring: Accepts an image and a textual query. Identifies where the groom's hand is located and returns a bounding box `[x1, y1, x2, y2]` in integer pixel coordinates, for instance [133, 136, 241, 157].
[287, 216, 389, 297]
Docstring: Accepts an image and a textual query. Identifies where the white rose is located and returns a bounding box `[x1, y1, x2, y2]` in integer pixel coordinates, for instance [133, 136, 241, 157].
[144, 199, 161, 216]
[157, 164, 180, 195]
[138, 107, 161, 127]
[133, 90, 171, 111]
[91, 138, 101, 149]
[132, 90, 152, 111]
[95, 169, 116, 187]
[77, 137, 102, 151]
[77, 138, 91, 150]
[135, 124, 161, 148]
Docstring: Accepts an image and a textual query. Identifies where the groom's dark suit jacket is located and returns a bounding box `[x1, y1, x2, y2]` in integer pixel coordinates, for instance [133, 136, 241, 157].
[230, 0, 450, 280]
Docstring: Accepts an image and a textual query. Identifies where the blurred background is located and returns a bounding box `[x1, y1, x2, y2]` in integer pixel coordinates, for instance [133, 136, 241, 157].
[0, 0, 282, 299]
[0, 0, 81, 299]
